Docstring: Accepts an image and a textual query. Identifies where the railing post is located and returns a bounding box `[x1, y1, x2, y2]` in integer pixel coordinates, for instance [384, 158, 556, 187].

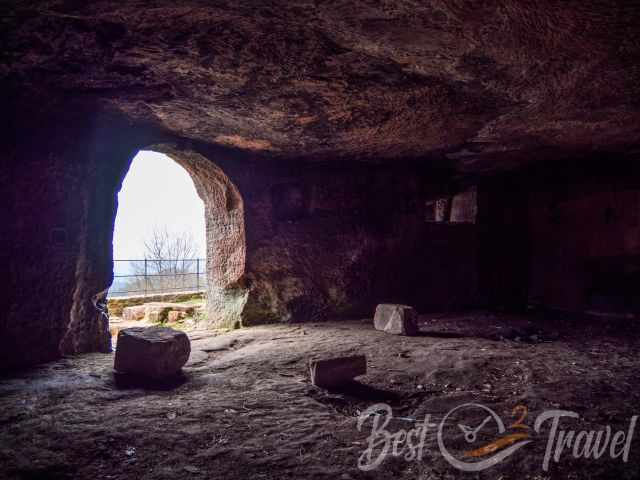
[144, 258, 148, 298]
[196, 258, 200, 291]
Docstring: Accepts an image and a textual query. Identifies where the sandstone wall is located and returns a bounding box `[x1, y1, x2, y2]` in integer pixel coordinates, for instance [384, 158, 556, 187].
[477, 178, 530, 311]
[528, 168, 640, 315]
[1, 103, 146, 368]
[2, 103, 480, 368]
[475, 161, 640, 317]
[230, 165, 479, 325]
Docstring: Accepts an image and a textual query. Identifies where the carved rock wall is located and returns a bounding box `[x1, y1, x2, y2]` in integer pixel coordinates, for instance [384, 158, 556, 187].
[228, 163, 479, 325]
[476, 160, 640, 316]
[528, 164, 640, 315]
[1, 102, 144, 368]
[3, 1, 639, 166]
[1, 103, 480, 368]
[155, 146, 248, 329]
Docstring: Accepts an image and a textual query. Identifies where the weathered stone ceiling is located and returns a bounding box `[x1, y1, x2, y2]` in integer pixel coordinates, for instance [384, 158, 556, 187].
[3, 1, 640, 170]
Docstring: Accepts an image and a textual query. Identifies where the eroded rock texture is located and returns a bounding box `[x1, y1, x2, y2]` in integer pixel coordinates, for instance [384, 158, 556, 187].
[236, 163, 478, 325]
[3, 1, 640, 166]
[2, 1, 640, 368]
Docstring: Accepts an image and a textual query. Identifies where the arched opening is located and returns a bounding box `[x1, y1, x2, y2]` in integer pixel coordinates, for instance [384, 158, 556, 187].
[108, 146, 247, 333]
[111, 151, 206, 295]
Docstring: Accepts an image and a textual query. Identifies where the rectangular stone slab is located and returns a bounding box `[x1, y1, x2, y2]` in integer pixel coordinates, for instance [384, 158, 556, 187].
[309, 355, 366, 389]
[122, 305, 147, 321]
[114, 326, 191, 379]
[144, 303, 195, 323]
[373, 304, 419, 336]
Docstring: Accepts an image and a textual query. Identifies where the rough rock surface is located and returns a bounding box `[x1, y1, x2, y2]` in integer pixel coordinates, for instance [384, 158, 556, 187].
[143, 303, 194, 323]
[3, 1, 640, 369]
[3, 1, 640, 168]
[122, 303, 194, 322]
[4, 316, 640, 478]
[114, 326, 191, 378]
[108, 292, 204, 317]
[374, 304, 419, 336]
[121, 305, 146, 321]
[167, 310, 187, 323]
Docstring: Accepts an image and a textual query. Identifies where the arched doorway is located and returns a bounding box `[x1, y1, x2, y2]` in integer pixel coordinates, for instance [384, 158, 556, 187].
[111, 150, 207, 298]
[153, 145, 248, 329]
[105, 146, 248, 333]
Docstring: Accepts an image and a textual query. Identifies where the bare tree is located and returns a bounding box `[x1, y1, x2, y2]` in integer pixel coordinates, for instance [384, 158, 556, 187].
[125, 227, 203, 294]
[143, 227, 198, 275]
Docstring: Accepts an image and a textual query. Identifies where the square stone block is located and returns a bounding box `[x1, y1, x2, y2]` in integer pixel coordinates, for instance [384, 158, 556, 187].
[114, 326, 191, 379]
[373, 304, 419, 336]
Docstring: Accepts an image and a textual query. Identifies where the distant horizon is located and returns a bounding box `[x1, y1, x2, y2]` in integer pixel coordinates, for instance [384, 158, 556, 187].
[112, 151, 206, 264]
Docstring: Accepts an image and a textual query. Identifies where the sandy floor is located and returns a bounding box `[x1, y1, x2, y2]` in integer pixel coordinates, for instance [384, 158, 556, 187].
[1, 313, 640, 479]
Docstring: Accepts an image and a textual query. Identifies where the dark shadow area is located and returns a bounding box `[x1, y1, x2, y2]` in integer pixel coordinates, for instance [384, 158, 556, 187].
[7, 464, 75, 480]
[112, 371, 189, 391]
[331, 380, 401, 402]
[416, 330, 468, 339]
[308, 380, 401, 416]
[308, 379, 435, 421]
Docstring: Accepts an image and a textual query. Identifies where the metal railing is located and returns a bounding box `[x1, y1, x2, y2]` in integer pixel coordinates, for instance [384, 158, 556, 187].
[108, 258, 207, 298]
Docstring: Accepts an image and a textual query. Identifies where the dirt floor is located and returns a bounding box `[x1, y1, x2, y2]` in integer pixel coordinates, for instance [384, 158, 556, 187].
[2, 312, 640, 479]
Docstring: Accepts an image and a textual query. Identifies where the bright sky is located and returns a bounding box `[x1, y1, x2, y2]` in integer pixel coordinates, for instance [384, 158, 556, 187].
[112, 151, 206, 260]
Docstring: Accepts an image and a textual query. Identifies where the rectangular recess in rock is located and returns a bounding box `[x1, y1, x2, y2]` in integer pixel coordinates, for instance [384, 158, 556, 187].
[309, 355, 367, 389]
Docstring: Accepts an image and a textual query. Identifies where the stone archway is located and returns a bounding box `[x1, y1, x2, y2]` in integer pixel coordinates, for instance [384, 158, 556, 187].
[60, 139, 249, 364]
[135, 145, 248, 329]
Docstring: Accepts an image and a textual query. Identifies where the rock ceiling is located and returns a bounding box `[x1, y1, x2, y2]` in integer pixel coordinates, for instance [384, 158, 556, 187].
[3, 1, 640, 171]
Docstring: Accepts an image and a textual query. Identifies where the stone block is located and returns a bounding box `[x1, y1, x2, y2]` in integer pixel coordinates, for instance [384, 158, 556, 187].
[373, 304, 419, 336]
[168, 310, 187, 322]
[122, 305, 146, 321]
[144, 303, 194, 323]
[114, 326, 191, 379]
[309, 355, 366, 389]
